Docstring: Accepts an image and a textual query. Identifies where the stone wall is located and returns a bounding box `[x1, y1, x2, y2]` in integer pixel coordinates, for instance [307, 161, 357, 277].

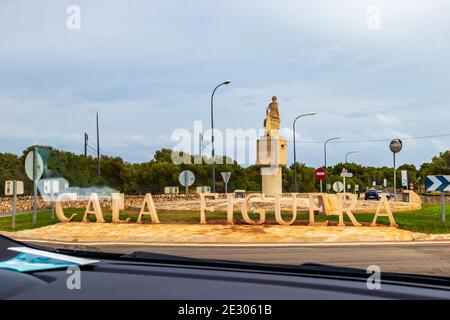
[0, 192, 424, 214]
[0, 194, 202, 213]
[420, 195, 450, 205]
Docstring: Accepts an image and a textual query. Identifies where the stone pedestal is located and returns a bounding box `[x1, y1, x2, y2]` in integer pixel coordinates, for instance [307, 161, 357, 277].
[261, 167, 282, 196]
[257, 134, 287, 196]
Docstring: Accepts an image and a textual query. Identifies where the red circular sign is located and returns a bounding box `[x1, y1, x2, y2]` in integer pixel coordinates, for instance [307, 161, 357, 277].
[315, 168, 327, 180]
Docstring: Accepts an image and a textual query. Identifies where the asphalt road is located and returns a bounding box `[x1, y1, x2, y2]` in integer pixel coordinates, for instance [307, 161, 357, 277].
[25, 241, 450, 277]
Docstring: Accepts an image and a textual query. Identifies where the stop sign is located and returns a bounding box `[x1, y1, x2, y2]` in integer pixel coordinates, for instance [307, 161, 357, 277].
[315, 168, 326, 180]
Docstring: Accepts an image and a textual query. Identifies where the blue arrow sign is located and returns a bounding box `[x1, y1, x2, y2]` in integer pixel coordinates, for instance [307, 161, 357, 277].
[426, 176, 450, 192]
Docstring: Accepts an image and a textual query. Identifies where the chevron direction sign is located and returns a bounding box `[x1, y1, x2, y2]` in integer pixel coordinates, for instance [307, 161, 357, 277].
[426, 175, 450, 192]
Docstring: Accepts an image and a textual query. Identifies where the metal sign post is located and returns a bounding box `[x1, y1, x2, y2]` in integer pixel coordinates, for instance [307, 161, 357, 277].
[393, 152, 397, 197]
[425, 175, 449, 223]
[340, 169, 353, 197]
[184, 170, 188, 200]
[5, 180, 24, 229]
[25, 148, 44, 225]
[343, 175, 346, 196]
[51, 183, 55, 220]
[390, 139, 403, 200]
[221, 172, 231, 194]
[12, 181, 17, 229]
[44, 179, 60, 220]
[33, 147, 38, 224]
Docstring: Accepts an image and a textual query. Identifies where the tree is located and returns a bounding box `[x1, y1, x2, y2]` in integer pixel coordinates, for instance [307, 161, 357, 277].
[1, 145, 449, 196]
[420, 151, 450, 176]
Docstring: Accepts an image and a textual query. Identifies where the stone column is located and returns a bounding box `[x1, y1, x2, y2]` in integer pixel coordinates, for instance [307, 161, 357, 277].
[257, 134, 287, 196]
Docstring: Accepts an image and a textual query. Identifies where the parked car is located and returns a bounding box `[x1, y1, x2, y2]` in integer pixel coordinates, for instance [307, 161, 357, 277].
[365, 189, 393, 201]
[378, 190, 393, 201]
[365, 189, 380, 200]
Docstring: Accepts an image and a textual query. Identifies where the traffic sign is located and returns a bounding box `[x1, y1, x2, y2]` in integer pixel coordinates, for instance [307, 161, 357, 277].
[196, 186, 211, 193]
[426, 176, 450, 192]
[315, 168, 326, 181]
[341, 172, 353, 178]
[179, 170, 195, 187]
[164, 186, 179, 194]
[25, 151, 44, 181]
[221, 172, 231, 194]
[43, 179, 60, 194]
[179, 170, 195, 200]
[5, 181, 24, 196]
[340, 168, 353, 178]
[221, 172, 231, 184]
[333, 181, 345, 193]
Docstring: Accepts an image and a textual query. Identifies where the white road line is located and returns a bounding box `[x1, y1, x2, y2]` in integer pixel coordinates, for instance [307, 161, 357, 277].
[17, 239, 450, 247]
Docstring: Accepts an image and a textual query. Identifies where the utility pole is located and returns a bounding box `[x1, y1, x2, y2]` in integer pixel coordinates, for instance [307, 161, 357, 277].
[84, 133, 88, 157]
[97, 113, 100, 176]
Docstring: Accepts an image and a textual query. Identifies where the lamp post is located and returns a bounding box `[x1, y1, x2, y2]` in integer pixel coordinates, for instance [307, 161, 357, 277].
[210, 80, 231, 193]
[345, 150, 358, 164]
[324, 137, 341, 193]
[293, 113, 316, 193]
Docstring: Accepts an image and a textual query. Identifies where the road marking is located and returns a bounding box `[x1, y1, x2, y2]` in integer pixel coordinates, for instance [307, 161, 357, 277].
[17, 239, 450, 248]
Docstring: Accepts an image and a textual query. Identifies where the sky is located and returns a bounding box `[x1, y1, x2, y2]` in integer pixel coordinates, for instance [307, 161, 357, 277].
[1, 0, 450, 168]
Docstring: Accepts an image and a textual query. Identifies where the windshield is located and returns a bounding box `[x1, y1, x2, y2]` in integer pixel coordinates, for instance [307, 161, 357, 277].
[0, 0, 449, 284]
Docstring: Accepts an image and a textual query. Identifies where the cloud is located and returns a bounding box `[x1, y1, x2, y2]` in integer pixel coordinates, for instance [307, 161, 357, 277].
[0, 1, 449, 167]
[375, 114, 400, 125]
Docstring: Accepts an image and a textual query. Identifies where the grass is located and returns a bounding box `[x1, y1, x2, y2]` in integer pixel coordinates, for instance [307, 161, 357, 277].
[0, 204, 449, 234]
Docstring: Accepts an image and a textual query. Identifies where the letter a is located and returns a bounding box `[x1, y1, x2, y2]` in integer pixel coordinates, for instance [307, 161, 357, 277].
[371, 195, 398, 227]
[137, 193, 160, 224]
[82, 193, 105, 223]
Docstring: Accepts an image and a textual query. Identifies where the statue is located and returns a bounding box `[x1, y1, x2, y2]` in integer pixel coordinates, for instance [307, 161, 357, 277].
[264, 96, 280, 134]
[257, 95, 287, 196]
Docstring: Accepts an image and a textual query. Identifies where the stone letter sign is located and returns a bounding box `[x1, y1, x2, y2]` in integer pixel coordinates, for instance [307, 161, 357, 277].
[55, 192, 398, 228]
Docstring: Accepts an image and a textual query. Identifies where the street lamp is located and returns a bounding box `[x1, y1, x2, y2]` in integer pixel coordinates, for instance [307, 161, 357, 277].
[293, 112, 316, 193]
[345, 150, 358, 164]
[324, 137, 341, 193]
[211, 80, 231, 193]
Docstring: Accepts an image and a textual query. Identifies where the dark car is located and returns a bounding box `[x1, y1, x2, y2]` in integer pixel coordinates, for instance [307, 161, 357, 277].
[365, 189, 393, 201]
[365, 189, 380, 200]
